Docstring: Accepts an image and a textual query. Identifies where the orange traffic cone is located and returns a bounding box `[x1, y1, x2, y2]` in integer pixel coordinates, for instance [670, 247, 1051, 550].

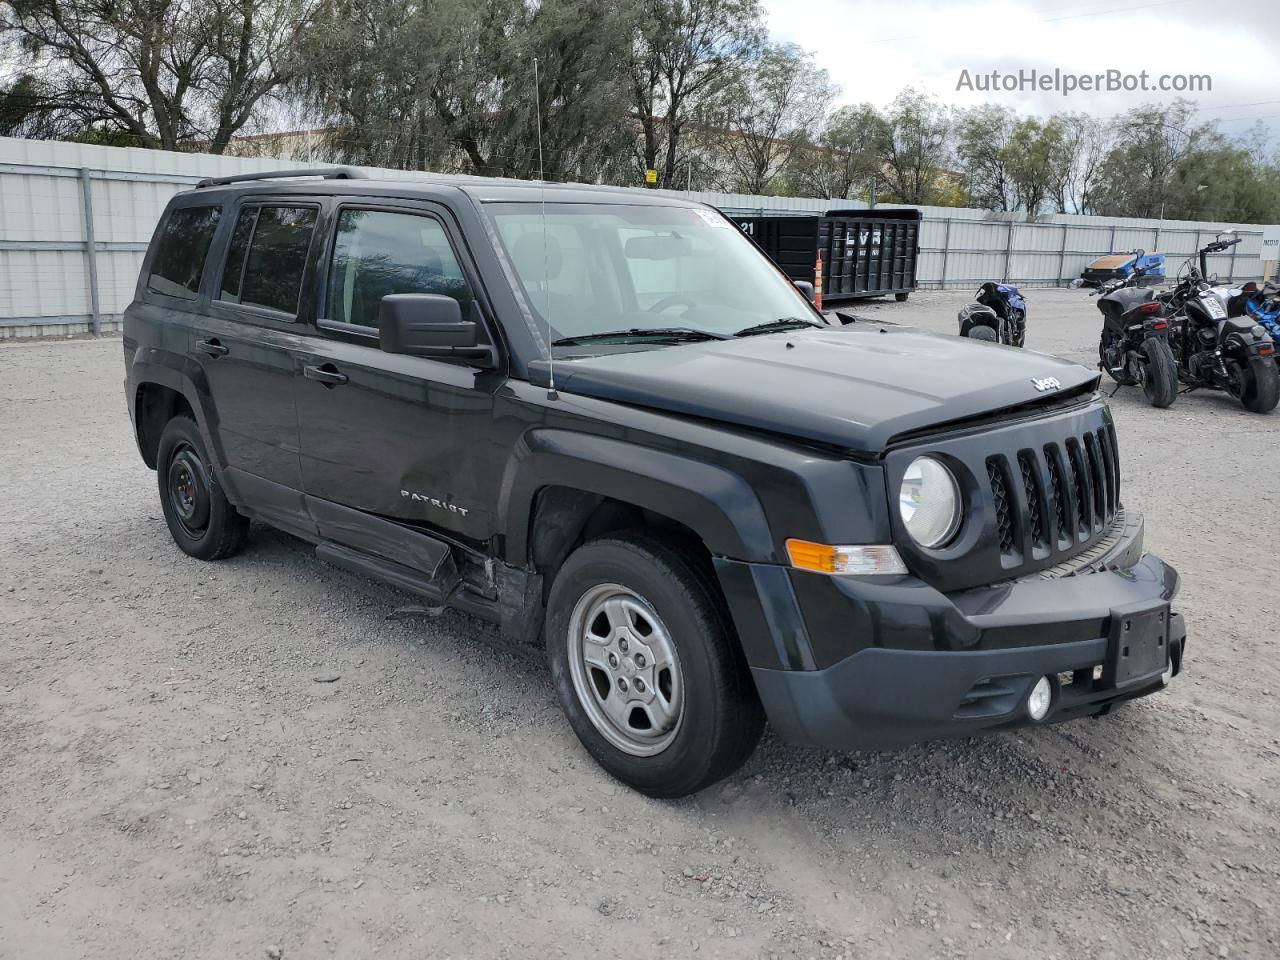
[814, 250, 824, 312]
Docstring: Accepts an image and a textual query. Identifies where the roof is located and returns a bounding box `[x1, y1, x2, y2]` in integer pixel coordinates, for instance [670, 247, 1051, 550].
[182, 168, 704, 208]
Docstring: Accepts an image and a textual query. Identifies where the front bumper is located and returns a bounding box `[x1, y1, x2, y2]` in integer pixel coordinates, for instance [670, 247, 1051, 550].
[720, 514, 1186, 751]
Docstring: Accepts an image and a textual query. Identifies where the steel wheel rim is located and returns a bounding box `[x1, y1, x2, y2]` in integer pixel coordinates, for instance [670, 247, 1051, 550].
[566, 583, 684, 757]
[167, 442, 210, 538]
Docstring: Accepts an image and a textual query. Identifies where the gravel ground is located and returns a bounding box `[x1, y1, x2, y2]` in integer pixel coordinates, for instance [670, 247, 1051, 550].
[2, 287, 1277, 960]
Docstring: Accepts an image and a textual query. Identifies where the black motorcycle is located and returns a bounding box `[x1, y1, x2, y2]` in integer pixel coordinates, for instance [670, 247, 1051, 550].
[1159, 236, 1279, 414]
[957, 282, 1026, 346]
[1092, 257, 1178, 408]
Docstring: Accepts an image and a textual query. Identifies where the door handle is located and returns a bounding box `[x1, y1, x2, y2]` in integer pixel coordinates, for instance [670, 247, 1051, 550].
[196, 338, 229, 358]
[303, 363, 349, 386]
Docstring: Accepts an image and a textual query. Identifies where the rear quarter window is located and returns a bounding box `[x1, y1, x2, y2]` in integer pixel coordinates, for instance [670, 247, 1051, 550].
[147, 206, 222, 299]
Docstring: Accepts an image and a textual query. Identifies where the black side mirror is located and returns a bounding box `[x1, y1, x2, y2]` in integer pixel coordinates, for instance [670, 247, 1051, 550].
[794, 280, 815, 304]
[378, 294, 494, 365]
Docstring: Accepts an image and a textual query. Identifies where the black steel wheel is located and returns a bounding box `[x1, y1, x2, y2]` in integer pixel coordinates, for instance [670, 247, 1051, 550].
[156, 416, 248, 560]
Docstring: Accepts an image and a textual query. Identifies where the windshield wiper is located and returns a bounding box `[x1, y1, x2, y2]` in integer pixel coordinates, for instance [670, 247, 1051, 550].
[733, 317, 825, 337]
[551, 327, 730, 346]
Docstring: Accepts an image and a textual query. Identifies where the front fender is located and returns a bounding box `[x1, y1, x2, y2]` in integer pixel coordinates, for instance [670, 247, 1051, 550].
[498, 427, 778, 565]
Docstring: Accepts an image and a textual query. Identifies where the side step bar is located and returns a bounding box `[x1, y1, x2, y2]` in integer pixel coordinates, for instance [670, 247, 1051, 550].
[315, 541, 499, 624]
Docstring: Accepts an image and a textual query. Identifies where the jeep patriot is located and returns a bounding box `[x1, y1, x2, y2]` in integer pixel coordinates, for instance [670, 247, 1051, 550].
[124, 168, 1186, 797]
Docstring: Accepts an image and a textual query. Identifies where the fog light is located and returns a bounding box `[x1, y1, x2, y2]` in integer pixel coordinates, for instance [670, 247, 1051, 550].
[1027, 676, 1052, 721]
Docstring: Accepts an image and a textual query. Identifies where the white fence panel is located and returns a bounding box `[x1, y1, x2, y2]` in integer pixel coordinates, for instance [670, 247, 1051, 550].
[1, 134, 1275, 336]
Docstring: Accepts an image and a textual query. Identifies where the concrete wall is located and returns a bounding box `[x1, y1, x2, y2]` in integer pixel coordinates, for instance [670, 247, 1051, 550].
[1, 135, 1273, 337]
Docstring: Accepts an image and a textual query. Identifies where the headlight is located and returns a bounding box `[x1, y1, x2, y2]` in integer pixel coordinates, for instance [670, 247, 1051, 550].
[899, 456, 962, 548]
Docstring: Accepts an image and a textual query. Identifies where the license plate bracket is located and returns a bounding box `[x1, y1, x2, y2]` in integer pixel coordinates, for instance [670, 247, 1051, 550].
[1106, 601, 1171, 688]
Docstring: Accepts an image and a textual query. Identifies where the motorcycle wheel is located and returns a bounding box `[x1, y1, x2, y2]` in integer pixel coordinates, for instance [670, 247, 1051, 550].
[1233, 357, 1280, 414]
[1140, 338, 1178, 408]
[967, 325, 998, 342]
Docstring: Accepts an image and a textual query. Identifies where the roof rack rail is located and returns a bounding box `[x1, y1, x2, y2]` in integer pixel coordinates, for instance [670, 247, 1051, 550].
[194, 167, 366, 189]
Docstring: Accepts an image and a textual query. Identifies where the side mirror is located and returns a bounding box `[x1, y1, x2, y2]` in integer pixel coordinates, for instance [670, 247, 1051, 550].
[378, 294, 494, 365]
[794, 280, 815, 304]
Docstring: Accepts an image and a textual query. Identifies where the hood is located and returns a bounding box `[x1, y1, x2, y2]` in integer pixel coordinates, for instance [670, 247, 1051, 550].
[545, 326, 1098, 453]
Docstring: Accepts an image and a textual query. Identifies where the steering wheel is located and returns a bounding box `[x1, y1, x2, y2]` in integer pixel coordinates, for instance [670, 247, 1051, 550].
[647, 294, 700, 314]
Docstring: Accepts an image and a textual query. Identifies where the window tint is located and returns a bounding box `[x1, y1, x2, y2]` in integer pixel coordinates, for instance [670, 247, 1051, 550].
[147, 206, 221, 299]
[219, 205, 317, 315]
[326, 209, 474, 330]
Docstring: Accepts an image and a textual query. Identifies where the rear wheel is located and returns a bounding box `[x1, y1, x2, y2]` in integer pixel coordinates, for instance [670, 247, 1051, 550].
[895, 292, 909, 302]
[1234, 357, 1280, 413]
[156, 416, 248, 560]
[967, 325, 998, 342]
[546, 536, 763, 798]
[1139, 338, 1178, 408]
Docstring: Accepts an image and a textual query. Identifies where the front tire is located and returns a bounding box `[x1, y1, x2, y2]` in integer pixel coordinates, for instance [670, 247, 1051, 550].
[1140, 338, 1178, 408]
[1235, 356, 1280, 413]
[156, 416, 248, 560]
[546, 537, 764, 798]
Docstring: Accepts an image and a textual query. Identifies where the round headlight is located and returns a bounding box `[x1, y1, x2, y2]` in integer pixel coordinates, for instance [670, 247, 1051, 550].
[899, 456, 962, 548]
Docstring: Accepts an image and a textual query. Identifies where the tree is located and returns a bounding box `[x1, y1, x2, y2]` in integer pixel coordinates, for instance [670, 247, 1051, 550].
[1091, 100, 1210, 218]
[785, 103, 880, 200]
[873, 88, 950, 205]
[955, 105, 1016, 211]
[1, 0, 310, 152]
[628, 0, 762, 188]
[298, 0, 636, 181]
[705, 43, 832, 195]
[1046, 114, 1109, 214]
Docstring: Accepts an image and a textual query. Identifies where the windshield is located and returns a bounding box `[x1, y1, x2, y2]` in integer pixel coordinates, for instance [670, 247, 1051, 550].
[482, 202, 819, 348]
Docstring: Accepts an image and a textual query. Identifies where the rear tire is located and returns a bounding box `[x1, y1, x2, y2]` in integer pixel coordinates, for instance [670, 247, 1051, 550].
[156, 416, 248, 561]
[895, 292, 909, 302]
[546, 536, 764, 798]
[1140, 338, 1178, 408]
[1236, 357, 1280, 413]
[967, 325, 998, 342]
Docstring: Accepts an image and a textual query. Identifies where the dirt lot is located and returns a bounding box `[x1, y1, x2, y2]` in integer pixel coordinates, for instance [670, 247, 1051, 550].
[2, 287, 1277, 960]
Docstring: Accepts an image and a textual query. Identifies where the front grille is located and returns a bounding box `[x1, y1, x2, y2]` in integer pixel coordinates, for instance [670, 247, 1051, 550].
[987, 425, 1120, 565]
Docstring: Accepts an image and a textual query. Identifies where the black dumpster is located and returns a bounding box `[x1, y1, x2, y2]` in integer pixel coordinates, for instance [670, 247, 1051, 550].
[730, 208, 920, 302]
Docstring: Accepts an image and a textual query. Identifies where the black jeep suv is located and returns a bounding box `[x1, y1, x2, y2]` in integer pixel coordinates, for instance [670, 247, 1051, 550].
[124, 168, 1186, 797]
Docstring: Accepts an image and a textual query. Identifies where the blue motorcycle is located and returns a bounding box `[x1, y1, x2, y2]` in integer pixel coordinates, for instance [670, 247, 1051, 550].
[1241, 282, 1280, 352]
[957, 281, 1027, 347]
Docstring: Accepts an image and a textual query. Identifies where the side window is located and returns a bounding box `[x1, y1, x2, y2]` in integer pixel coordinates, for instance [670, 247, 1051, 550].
[147, 206, 221, 299]
[219, 205, 318, 315]
[325, 209, 474, 330]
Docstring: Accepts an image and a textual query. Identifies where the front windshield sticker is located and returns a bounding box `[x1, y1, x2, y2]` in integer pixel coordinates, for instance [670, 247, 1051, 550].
[693, 209, 732, 229]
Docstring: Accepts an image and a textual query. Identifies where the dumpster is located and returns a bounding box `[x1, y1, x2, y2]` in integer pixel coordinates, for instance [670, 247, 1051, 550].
[730, 208, 920, 302]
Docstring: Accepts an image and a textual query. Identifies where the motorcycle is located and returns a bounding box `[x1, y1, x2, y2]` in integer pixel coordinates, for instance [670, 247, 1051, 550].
[957, 281, 1026, 346]
[1158, 235, 1279, 414]
[1092, 256, 1178, 408]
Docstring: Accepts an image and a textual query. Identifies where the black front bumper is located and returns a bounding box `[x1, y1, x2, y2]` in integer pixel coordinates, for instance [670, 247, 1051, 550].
[719, 515, 1186, 751]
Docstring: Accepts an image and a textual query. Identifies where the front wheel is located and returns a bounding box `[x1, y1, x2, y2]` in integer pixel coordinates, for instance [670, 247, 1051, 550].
[546, 537, 764, 798]
[1140, 338, 1178, 408]
[1234, 356, 1280, 414]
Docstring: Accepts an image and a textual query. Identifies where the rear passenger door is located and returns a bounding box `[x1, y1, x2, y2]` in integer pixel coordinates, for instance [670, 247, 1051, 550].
[293, 200, 505, 546]
[191, 199, 320, 525]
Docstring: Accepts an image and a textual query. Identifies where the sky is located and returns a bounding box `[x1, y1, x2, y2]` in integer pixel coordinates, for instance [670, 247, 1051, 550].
[763, 0, 1278, 137]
